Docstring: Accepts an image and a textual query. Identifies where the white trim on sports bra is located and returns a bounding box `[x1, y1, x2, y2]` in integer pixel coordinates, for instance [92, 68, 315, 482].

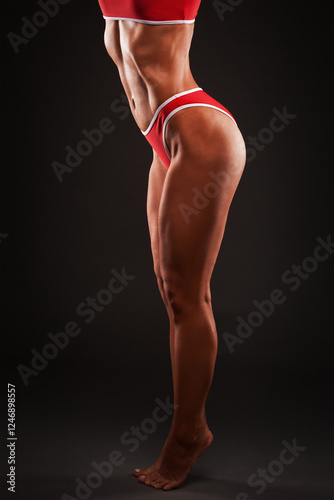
[103, 16, 195, 25]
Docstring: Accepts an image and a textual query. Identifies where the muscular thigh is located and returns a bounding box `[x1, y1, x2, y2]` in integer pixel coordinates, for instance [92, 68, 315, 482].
[147, 150, 168, 277]
[159, 106, 246, 295]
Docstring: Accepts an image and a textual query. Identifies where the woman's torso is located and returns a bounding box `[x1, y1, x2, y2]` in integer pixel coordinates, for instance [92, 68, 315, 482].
[102, 1, 200, 130]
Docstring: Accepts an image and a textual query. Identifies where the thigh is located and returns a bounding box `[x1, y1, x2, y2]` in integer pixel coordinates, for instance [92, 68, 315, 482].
[159, 107, 246, 296]
[147, 150, 168, 277]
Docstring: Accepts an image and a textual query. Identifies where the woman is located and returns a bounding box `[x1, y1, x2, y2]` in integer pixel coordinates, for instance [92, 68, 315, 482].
[98, 0, 246, 491]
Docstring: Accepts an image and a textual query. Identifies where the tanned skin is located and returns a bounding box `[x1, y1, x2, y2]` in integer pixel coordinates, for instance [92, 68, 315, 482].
[103, 20, 246, 491]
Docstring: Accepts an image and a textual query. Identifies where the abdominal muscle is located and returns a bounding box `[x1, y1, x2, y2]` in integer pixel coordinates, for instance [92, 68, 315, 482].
[104, 20, 199, 131]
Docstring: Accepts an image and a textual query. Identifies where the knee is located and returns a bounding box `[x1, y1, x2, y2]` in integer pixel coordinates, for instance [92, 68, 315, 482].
[156, 275, 166, 301]
[153, 265, 169, 305]
[161, 272, 211, 323]
[163, 282, 187, 321]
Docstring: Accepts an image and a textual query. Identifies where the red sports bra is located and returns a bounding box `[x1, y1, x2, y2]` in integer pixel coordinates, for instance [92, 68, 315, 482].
[98, 0, 201, 24]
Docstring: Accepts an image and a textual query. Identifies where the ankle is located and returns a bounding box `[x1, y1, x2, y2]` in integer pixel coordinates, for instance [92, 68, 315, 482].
[171, 421, 209, 447]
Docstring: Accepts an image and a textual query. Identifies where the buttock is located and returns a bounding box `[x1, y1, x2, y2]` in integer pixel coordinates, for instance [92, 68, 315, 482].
[141, 88, 237, 168]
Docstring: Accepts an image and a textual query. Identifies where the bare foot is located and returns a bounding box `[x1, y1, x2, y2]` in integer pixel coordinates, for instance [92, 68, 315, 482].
[132, 423, 213, 490]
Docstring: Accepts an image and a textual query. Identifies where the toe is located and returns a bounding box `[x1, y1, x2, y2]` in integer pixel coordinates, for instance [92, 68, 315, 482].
[163, 483, 173, 491]
[144, 479, 155, 487]
[143, 471, 160, 486]
[154, 477, 169, 490]
[133, 468, 143, 477]
[133, 466, 157, 477]
[145, 472, 170, 489]
[163, 478, 185, 491]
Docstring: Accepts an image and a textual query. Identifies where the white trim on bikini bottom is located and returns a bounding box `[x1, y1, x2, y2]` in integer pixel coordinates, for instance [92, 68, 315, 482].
[162, 103, 237, 161]
[103, 16, 195, 25]
[141, 88, 203, 136]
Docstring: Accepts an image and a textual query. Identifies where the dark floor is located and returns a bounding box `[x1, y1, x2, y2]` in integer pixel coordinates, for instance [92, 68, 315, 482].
[2, 368, 333, 500]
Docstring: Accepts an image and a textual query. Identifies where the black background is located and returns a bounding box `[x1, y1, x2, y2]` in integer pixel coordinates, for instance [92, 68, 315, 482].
[1, 1, 333, 499]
